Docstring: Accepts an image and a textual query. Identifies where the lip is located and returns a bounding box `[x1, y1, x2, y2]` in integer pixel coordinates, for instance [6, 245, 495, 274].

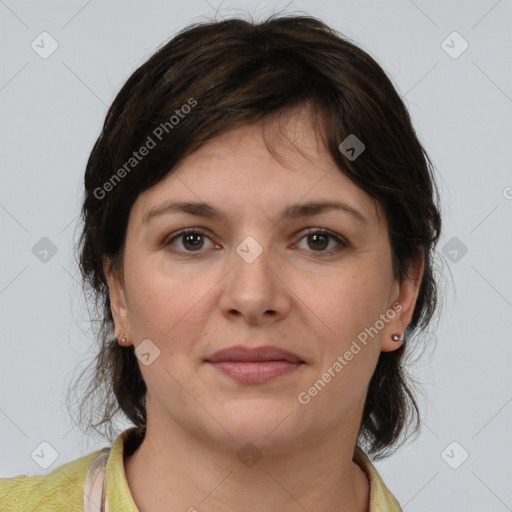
[205, 345, 305, 384]
[205, 345, 304, 363]
[207, 361, 303, 384]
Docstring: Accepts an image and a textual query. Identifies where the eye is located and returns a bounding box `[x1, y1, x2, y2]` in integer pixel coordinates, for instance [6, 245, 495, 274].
[164, 229, 215, 254]
[295, 229, 348, 256]
[163, 228, 348, 256]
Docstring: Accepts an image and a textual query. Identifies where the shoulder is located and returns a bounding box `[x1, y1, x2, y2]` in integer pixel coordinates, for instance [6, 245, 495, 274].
[353, 447, 403, 512]
[0, 447, 106, 512]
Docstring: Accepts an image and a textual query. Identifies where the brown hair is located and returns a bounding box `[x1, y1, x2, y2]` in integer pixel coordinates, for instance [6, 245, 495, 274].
[68, 12, 442, 460]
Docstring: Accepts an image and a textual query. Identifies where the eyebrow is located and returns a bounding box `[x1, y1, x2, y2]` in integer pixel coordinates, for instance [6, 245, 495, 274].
[143, 199, 368, 225]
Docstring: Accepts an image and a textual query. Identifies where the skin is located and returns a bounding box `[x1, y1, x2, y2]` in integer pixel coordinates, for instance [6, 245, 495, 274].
[106, 106, 424, 512]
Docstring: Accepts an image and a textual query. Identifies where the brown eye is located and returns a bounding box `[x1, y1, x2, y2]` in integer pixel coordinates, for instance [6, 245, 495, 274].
[307, 232, 329, 251]
[164, 228, 347, 257]
[296, 229, 347, 256]
[165, 229, 214, 253]
[181, 232, 205, 251]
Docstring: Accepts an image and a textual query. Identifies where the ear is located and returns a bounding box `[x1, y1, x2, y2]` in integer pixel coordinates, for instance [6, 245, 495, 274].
[103, 257, 132, 344]
[381, 250, 425, 352]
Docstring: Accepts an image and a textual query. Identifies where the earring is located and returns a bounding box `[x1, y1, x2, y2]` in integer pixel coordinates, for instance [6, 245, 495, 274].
[121, 336, 127, 344]
[391, 334, 402, 342]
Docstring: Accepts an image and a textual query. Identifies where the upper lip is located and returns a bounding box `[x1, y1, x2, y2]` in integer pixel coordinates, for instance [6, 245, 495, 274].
[205, 345, 304, 363]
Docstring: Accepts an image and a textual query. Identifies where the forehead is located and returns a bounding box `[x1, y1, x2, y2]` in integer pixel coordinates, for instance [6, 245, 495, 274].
[130, 112, 381, 228]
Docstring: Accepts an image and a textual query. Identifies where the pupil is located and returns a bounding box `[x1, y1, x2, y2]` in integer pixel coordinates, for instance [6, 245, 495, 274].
[181, 233, 328, 252]
[310, 234, 327, 250]
[185, 233, 202, 250]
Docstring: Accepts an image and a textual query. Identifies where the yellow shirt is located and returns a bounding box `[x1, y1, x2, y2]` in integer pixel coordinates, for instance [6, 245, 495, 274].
[0, 427, 402, 511]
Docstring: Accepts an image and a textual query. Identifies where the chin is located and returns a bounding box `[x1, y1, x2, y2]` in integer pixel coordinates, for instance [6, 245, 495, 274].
[212, 399, 305, 448]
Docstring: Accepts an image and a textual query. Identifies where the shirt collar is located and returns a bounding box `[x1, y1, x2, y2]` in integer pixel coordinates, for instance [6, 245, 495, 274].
[353, 446, 403, 511]
[106, 427, 402, 511]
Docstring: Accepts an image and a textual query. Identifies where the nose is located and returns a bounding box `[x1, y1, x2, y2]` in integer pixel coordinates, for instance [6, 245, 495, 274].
[218, 238, 291, 326]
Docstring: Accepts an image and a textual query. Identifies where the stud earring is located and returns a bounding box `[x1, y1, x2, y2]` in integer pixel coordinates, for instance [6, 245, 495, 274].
[121, 336, 127, 344]
[391, 334, 402, 342]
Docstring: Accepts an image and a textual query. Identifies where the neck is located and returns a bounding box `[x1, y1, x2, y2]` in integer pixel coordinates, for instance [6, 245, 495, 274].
[124, 414, 370, 512]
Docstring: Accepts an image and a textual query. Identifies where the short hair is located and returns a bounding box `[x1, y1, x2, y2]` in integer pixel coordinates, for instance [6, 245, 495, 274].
[69, 13, 442, 460]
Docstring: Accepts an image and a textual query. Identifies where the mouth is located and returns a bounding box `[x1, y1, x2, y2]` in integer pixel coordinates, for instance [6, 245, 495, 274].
[204, 345, 305, 384]
[205, 344, 304, 363]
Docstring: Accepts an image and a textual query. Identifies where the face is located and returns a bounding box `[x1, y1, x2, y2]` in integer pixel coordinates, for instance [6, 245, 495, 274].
[106, 109, 423, 451]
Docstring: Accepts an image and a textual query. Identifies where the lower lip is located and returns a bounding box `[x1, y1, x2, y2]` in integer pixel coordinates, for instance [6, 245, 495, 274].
[206, 361, 304, 383]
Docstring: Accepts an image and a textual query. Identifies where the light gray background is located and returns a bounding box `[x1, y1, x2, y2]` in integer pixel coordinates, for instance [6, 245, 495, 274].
[1, 1, 511, 511]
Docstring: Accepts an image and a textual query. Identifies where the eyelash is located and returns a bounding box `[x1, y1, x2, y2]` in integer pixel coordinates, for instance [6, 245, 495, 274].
[163, 228, 348, 257]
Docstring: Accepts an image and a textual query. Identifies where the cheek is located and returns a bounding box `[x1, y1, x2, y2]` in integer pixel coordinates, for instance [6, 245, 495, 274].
[124, 255, 216, 341]
[305, 261, 392, 368]
[306, 274, 386, 406]
[320, 267, 388, 328]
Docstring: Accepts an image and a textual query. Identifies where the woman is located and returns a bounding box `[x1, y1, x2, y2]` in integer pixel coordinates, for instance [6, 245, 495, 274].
[0, 13, 442, 512]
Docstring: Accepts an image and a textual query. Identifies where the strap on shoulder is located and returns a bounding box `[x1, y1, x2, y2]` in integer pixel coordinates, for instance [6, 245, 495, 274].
[84, 448, 111, 512]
